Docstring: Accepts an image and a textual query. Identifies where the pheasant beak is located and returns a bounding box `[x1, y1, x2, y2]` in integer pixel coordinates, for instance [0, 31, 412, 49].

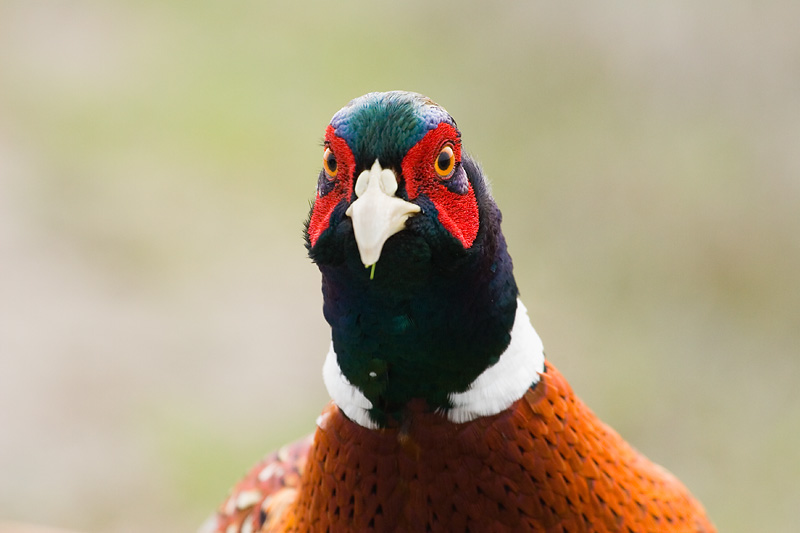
[345, 160, 421, 268]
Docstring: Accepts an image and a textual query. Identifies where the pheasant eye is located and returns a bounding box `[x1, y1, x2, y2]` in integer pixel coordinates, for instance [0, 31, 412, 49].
[323, 147, 338, 179]
[434, 145, 455, 178]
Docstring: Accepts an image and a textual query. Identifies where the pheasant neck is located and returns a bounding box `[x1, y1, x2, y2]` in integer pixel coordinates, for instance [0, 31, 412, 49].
[324, 298, 546, 428]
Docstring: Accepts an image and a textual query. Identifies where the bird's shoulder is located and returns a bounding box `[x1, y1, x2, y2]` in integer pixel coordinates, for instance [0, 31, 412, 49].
[199, 432, 314, 533]
[519, 361, 715, 532]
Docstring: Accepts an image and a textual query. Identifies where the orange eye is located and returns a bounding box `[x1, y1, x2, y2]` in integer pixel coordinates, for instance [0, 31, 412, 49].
[323, 147, 338, 178]
[434, 144, 455, 178]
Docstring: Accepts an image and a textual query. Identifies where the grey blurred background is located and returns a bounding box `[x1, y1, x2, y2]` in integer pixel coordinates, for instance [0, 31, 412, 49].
[1, 1, 798, 532]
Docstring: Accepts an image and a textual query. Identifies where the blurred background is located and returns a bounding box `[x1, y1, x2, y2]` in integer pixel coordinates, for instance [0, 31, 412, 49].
[1, 1, 798, 531]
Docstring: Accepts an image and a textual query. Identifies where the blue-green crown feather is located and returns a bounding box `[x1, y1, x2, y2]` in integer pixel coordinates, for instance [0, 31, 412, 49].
[330, 91, 456, 166]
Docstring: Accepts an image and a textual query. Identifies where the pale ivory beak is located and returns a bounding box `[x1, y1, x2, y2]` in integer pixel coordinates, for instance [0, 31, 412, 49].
[345, 160, 421, 267]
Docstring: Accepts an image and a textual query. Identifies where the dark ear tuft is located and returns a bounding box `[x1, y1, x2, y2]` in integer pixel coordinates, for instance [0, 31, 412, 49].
[303, 199, 314, 252]
[461, 154, 492, 202]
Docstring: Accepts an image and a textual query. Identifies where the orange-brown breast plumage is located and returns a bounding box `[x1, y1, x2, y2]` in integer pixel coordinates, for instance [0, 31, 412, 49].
[204, 361, 715, 533]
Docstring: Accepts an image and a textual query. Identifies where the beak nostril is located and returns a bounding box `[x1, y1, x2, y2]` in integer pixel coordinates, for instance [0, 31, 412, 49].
[380, 169, 398, 196]
[353, 159, 387, 198]
[354, 169, 369, 198]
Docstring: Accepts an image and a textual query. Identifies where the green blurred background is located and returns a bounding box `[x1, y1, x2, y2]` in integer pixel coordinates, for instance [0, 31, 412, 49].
[1, 1, 798, 531]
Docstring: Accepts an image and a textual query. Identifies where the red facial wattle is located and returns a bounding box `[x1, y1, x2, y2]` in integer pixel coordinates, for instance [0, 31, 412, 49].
[307, 125, 356, 246]
[401, 123, 480, 249]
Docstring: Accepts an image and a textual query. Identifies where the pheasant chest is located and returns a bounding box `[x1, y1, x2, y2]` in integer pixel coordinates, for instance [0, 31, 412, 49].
[211, 363, 712, 532]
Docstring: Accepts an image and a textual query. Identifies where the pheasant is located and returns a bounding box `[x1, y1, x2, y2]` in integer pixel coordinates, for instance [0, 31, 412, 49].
[202, 91, 715, 532]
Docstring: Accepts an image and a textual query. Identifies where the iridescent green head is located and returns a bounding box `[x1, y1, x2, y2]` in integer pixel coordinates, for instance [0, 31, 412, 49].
[329, 91, 457, 171]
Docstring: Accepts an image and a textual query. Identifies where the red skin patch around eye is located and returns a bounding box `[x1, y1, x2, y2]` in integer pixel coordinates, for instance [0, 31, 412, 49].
[402, 123, 479, 249]
[308, 125, 355, 246]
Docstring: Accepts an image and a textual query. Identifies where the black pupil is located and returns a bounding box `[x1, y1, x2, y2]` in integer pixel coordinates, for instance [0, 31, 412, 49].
[326, 152, 337, 173]
[437, 151, 451, 172]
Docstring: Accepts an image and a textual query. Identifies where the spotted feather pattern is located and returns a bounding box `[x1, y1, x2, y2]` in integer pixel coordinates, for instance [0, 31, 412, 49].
[205, 361, 714, 532]
[201, 435, 313, 533]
